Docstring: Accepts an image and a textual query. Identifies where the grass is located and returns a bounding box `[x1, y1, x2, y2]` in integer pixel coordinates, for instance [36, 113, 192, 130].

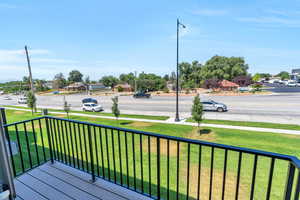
[4, 109, 300, 200]
[4, 105, 169, 121]
[187, 118, 300, 130]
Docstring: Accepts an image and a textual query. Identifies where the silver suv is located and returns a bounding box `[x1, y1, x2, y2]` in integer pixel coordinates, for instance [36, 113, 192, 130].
[202, 100, 227, 112]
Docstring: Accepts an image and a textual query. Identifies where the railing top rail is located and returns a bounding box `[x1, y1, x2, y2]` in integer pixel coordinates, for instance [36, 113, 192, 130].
[4, 116, 45, 127]
[4, 115, 300, 169]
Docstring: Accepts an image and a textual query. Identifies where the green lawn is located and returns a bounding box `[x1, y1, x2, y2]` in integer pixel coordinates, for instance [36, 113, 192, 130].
[4, 109, 300, 200]
[4, 105, 169, 121]
[187, 118, 300, 130]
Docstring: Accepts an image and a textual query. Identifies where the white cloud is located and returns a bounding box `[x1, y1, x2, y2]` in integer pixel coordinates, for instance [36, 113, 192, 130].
[191, 9, 229, 16]
[237, 16, 300, 27]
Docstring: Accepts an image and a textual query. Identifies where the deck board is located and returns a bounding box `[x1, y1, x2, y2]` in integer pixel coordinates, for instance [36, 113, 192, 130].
[14, 162, 152, 200]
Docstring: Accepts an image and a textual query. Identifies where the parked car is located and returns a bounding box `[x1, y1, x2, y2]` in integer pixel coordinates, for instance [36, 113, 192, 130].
[202, 100, 228, 112]
[133, 92, 151, 98]
[18, 97, 27, 104]
[82, 98, 98, 104]
[3, 96, 12, 100]
[287, 82, 297, 87]
[82, 103, 103, 112]
[52, 91, 59, 94]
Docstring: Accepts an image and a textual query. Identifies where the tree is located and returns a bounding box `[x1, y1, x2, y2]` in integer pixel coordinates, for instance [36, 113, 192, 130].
[100, 76, 119, 88]
[191, 94, 204, 134]
[200, 55, 248, 81]
[252, 73, 261, 82]
[203, 78, 220, 89]
[276, 71, 290, 80]
[53, 73, 67, 89]
[84, 76, 90, 84]
[233, 75, 252, 87]
[119, 73, 135, 86]
[68, 70, 83, 82]
[137, 72, 166, 92]
[111, 96, 120, 122]
[27, 91, 36, 115]
[63, 96, 71, 119]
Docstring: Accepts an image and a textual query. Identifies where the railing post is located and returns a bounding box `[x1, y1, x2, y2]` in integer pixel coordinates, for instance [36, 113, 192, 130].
[45, 117, 54, 164]
[88, 125, 96, 182]
[157, 137, 160, 199]
[0, 108, 8, 140]
[284, 163, 295, 200]
[0, 107, 16, 199]
[294, 171, 300, 200]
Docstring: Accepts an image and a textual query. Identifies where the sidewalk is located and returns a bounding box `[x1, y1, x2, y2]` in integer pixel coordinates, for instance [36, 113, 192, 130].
[4, 106, 300, 135]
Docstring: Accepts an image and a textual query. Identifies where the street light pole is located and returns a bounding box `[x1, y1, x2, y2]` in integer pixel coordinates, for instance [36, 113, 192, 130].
[175, 19, 185, 122]
[25, 45, 34, 94]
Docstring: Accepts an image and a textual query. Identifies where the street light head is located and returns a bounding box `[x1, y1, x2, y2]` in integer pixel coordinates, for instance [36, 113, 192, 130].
[182, 24, 186, 28]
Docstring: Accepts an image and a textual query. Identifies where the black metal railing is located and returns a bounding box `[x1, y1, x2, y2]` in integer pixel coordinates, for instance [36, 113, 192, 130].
[3, 115, 300, 200]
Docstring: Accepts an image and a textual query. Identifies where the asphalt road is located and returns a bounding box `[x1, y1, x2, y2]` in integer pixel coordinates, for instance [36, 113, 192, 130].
[1, 92, 300, 124]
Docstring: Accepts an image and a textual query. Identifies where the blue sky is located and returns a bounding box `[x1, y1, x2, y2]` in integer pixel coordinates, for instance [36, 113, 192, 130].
[1, 0, 300, 82]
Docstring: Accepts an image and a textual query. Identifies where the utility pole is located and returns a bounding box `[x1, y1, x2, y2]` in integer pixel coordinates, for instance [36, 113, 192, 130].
[25, 46, 34, 94]
[175, 19, 186, 122]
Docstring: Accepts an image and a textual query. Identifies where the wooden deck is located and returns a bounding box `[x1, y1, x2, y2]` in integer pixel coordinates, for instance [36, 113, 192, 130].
[14, 162, 152, 200]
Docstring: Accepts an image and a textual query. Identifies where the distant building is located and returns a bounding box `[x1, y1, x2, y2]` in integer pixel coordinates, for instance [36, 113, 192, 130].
[218, 80, 239, 91]
[113, 83, 133, 92]
[65, 82, 87, 91]
[291, 68, 300, 82]
[88, 83, 107, 91]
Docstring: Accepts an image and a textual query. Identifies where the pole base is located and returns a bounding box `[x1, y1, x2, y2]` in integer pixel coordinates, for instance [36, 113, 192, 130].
[175, 117, 180, 122]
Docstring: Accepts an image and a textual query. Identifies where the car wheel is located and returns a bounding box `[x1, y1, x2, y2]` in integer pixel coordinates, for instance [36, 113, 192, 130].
[83, 108, 86, 111]
[217, 107, 224, 112]
[92, 109, 96, 112]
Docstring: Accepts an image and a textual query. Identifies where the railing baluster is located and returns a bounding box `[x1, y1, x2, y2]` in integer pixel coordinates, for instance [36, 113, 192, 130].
[148, 135, 151, 197]
[15, 124, 24, 173]
[125, 131, 130, 188]
[6, 129, 16, 176]
[38, 119, 46, 162]
[52, 119, 60, 161]
[197, 145, 202, 200]
[140, 134, 144, 193]
[73, 122, 80, 168]
[99, 127, 105, 178]
[56, 119, 64, 162]
[250, 154, 258, 200]
[221, 149, 228, 200]
[132, 132, 136, 190]
[83, 124, 89, 171]
[167, 140, 170, 200]
[23, 122, 32, 169]
[111, 129, 117, 183]
[266, 158, 275, 200]
[284, 163, 296, 200]
[176, 141, 180, 200]
[64, 121, 71, 166]
[118, 130, 123, 185]
[45, 118, 54, 164]
[60, 120, 68, 163]
[294, 171, 300, 200]
[186, 143, 191, 200]
[87, 125, 95, 182]
[209, 147, 215, 200]
[68, 121, 75, 168]
[77, 123, 84, 170]
[157, 137, 160, 199]
[235, 152, 242, 200]
[94, 126, 100, 177]
[31, 120, 40, 166]
[105, 128, 111, 180]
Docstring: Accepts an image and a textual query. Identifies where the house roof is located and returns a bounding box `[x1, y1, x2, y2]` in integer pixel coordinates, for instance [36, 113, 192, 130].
[219, 80, 239, 87]
[114, 83, 132, 88]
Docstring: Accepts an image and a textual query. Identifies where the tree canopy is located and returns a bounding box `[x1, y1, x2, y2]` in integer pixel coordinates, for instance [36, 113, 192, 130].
[68, 70, 83, 82]
[276, 71, 290, 80]
[100, 76, 119, 88]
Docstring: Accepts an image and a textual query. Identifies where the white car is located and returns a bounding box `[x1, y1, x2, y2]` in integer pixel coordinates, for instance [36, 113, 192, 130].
[3, 96, 12, 100]
[18, 97, 28, 104]
[82, 103, 103, 112]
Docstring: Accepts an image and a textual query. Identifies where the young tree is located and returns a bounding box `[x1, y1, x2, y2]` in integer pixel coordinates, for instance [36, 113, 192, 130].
[27, 91, 36, 115]
[63, 96, 71, 119]
[191, 94, 204, 134]
[111, 96, 120, 123]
